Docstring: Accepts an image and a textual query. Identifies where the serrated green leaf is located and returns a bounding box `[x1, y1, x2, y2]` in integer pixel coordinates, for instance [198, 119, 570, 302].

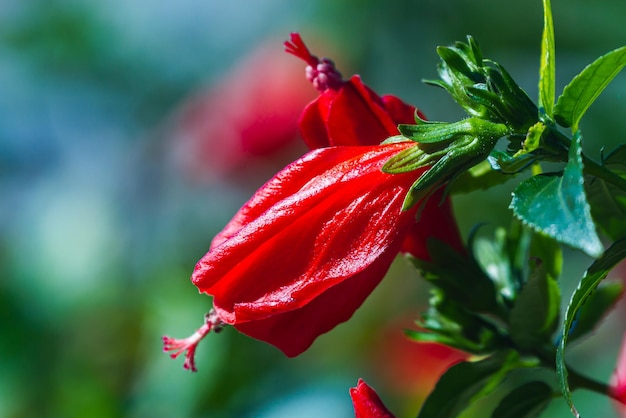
[586, 144, 626, 240]
[554, 46, 626, 130]
[491, 382, 553, 418]
[568, 282, 624, 342]
[510, 131, 603, 257]
[418, 351, 520, 418]
[557, 239, 626, 417]
[538, 0, 556, 119]
[509, 263, 560, 350]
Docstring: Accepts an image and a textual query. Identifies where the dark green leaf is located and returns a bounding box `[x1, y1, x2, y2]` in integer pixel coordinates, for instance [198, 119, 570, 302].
[418, 351, 520, 418]
[568, 282, 624, 342]
[586, 144, 626, 240]
[529, 230, 562, 279]
[509, 263, 560, 350]
[414, 239, 500, 313]
[556, 239, 626, 417]
[538, 0, 556, 118]
[510, 131, 603, 257]
[491, 382, 553, 418]
[554, 46, 626, 129]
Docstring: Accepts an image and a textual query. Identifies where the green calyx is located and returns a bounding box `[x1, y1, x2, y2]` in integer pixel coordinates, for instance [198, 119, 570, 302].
[425, 36, 538, 134]
[383, 117, 509, 210]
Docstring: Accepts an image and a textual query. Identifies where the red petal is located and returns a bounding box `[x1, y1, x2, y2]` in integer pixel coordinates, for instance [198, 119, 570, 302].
[350, 379, 395, 418]
[326, 76, 401, 146]
[381, 94, 423, 125]
[234, 247, 394, 356]
[193, 143, 418, 325]
[298, 76, 418, 149]
[298, 92, 336, 149]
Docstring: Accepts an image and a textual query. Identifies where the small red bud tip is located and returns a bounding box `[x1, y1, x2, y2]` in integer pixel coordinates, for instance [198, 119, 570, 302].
[162, 310, 224, 372]
[284, 32, 342, 92]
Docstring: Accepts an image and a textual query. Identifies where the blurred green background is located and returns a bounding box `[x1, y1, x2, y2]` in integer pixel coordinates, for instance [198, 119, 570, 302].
[2, 0, 626, 417]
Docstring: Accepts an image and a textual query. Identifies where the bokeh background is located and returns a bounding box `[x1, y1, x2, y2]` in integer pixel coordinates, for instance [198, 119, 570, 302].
[2, 0, 626, 417]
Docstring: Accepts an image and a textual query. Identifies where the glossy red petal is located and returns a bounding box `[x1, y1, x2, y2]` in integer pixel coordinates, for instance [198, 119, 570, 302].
[234, 247, 394, 356]
[350, 379, 395, 418]
[193, 143, 418, 326]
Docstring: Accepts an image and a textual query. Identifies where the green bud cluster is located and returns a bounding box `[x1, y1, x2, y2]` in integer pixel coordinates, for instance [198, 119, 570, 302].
[427, 36, 538, 134]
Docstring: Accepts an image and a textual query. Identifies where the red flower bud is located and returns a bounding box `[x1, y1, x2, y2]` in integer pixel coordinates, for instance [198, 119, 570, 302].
[285, 33, 426, 149]
[350, 379, 395, 418]
[164, 33, 463, 370]
[195, 142, 422, 356]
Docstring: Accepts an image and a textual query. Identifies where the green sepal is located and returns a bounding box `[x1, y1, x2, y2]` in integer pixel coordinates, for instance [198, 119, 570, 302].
[491, 381, 553, 418]
[402, 119, 508, 209]
[398, 119, 473, 144]
[556, 239, 626, 417]
[554, 46, 626, 130]
[510, 131, 603, 257]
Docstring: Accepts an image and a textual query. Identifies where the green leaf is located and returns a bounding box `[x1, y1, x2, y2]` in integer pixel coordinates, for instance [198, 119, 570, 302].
[538, 0, 556, 119]
[568, 282, 624, 342]
[509, 262, 560, 350]
[418, 351, 520, 418]
[585, 144, 626, 240]
[491, 382, 553, 418]
[510, 131, 603, 257]
[556, 239, 626, 417]
[554, 46, 626, 130]
[529, 230, 562, 279]
[412, 239, 501, 314]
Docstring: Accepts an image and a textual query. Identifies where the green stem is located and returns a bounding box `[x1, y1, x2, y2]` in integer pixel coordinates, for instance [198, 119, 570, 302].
[567, 367, 625, 404]
[548, 128, 626, 192]
[583, 156, 626, 193]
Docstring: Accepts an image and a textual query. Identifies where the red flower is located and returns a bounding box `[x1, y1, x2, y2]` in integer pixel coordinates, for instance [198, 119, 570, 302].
[163, 33, 463, 370]
[350, 379, 395, 418]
